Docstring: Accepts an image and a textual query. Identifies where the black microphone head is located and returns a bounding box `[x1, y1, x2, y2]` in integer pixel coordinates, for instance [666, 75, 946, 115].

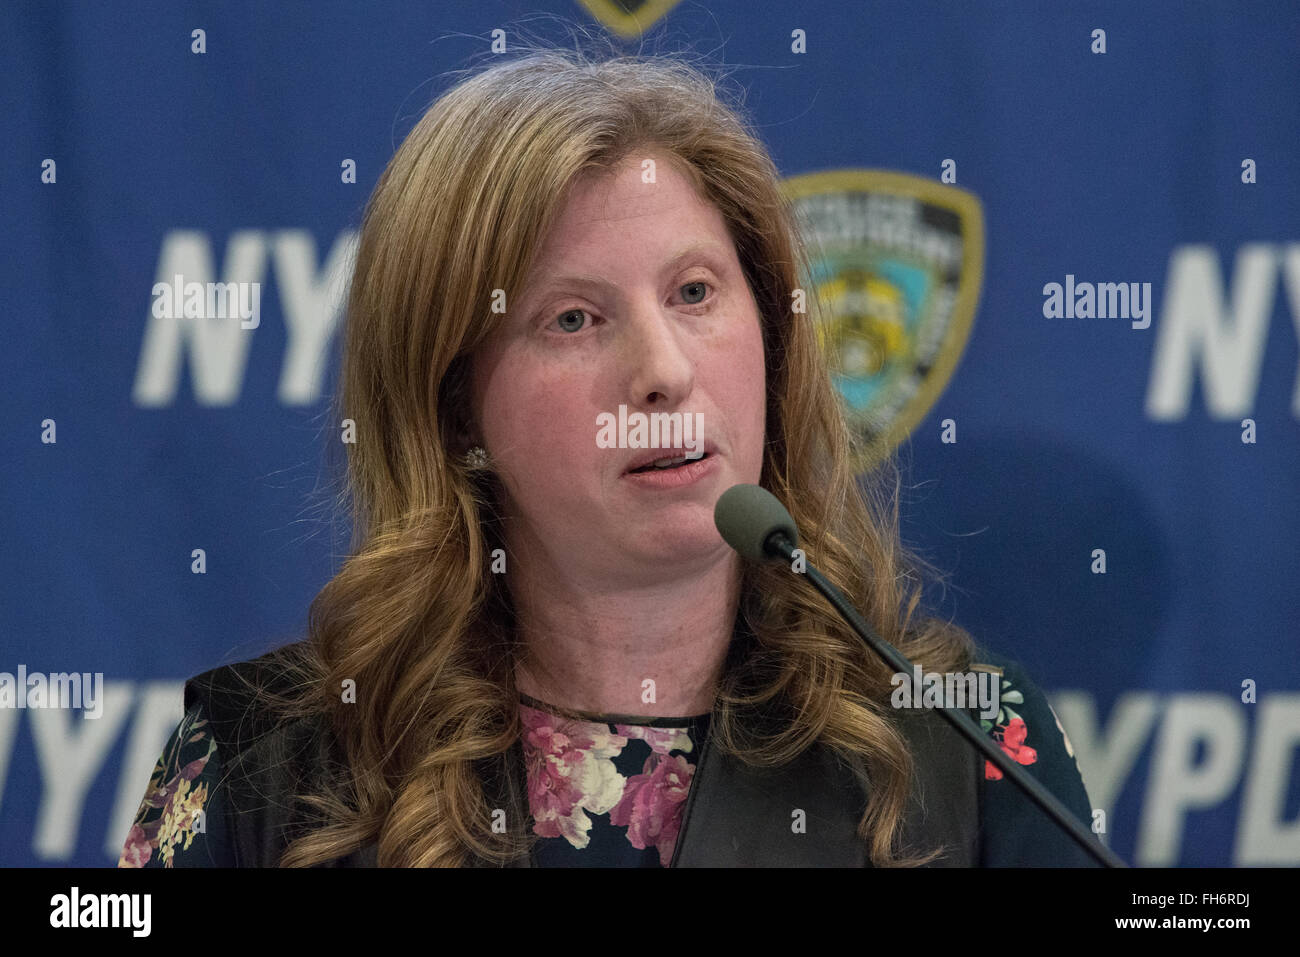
[714, 484, 799, 561]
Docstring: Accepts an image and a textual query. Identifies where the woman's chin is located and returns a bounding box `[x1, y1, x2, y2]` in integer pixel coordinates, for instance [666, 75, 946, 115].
[616, 520, 730, 566]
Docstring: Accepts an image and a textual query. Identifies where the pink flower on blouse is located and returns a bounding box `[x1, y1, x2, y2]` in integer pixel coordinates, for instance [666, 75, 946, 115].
[609, 753, 695, 865]
[119, 824, 152, 867]
[985, 716, 1038, 780]
[520, 704, 628, 848]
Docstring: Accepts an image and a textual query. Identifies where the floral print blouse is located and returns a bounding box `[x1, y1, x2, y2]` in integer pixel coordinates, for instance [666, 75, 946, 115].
[118, 655, 1093, 867]
[518, 693, 708, 866]
[118, 706, 228, 868]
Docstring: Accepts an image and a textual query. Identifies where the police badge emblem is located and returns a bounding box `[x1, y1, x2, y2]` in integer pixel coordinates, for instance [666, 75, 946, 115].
[783, 169, 985, 470]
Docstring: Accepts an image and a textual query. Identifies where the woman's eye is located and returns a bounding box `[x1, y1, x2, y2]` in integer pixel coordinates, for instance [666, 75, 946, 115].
[548, 283, 709, 332]
[681, 281, 709, 305]
[552, 308, 590, 333]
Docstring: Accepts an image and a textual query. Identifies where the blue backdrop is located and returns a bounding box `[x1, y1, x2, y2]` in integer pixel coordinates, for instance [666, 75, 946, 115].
[2, 0, 1297, 867]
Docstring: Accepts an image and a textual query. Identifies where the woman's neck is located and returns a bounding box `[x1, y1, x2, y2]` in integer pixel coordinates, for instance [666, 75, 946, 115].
[508, 547, 743, 718]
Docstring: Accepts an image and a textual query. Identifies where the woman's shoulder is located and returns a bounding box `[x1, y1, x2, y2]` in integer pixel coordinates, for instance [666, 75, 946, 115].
[118, 701, 232, 867]
[966, 646, 1081, 768]
[182, 639, 322, 758]
[118, 641, 339, 868]
[181, 641, 337, 824]
[966, 645, 1101, 865]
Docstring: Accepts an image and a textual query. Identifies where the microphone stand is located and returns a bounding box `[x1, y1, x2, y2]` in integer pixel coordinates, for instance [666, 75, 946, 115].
[764, 531, 1127, 868]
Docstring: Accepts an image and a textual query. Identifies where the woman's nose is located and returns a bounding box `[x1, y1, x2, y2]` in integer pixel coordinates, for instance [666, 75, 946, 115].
[622, 301, 695, 406]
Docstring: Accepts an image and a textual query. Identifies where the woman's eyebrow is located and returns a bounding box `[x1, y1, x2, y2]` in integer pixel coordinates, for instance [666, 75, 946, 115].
[530, 240, 728, 297]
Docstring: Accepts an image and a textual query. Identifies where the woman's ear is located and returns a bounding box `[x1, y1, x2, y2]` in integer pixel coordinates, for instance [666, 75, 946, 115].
[447, 410, 478, 455]
[443, 355, 481, 453]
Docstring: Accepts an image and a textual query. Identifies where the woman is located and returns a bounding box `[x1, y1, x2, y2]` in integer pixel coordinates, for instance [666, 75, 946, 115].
[118, 48, 1099, 868]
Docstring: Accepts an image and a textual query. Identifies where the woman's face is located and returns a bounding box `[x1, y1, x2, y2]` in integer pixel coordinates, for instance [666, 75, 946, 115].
[470, 150, 767, 582]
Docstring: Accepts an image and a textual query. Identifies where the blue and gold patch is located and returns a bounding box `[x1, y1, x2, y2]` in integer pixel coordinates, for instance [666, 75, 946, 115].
[783, 170, 985, 470]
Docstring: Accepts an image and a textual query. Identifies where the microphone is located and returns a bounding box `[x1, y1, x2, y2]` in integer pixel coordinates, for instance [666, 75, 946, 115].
[714, 483, 1126, 868]
[713, 483, 799, 562]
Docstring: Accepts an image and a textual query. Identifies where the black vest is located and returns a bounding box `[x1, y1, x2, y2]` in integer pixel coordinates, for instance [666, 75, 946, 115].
[184, 648, 981, 867]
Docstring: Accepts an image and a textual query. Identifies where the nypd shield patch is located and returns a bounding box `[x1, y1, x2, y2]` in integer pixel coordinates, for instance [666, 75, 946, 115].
[783, 169, 985, 470]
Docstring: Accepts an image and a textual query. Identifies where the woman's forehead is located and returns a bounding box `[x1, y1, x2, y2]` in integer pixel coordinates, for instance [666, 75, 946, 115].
[526, 179, 733, 279]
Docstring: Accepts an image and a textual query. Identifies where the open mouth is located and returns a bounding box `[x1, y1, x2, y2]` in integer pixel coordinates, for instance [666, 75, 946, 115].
[628, 451, 710, 474]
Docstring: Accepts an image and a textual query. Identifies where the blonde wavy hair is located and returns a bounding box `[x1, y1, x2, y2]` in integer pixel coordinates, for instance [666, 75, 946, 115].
[256, 45, 975, 867]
